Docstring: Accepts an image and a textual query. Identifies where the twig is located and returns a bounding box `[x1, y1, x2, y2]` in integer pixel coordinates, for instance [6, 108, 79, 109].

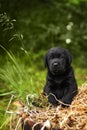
[26, 94, 30, 106]
[10, 113, 12, 130]
[41, 120, 51, 130]
[14, 117, 22, 130]
[6, 110, 20, 115]
[49, 93, 70, 107]
[5, 94, 15, 113]
[23, 106, 29, 114]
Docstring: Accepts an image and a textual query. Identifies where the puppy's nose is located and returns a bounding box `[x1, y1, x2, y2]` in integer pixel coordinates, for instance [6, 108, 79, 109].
[53, 62, 58, 67]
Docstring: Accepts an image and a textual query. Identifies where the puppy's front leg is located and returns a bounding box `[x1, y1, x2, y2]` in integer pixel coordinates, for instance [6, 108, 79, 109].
[44, 84, 58, 106]
[61, 85, 78, 107]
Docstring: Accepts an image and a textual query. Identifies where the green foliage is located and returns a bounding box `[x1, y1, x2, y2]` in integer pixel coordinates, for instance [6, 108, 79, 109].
[0, 13, 15, 31]
[75, 67, 87, 86]
[0, 13, 15, 51]
[0, 0, 87, 67]
[0, 12, 24, 55]
[0, 48, 45, 99]
[0, 49, 46, 129]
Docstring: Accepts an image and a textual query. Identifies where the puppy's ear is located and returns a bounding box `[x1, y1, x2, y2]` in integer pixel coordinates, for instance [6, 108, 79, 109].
[65, 49, 72, 66]
[44, 53, 48, 68]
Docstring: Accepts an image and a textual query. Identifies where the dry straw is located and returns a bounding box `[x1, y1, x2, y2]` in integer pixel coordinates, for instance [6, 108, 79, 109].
[6, 83, 87, 130]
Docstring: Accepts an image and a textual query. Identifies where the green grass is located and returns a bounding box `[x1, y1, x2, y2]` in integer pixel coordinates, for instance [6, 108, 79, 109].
[0, 50, 87, 130]
[75, 67, 87, 87]
[0, 49, 46, 129]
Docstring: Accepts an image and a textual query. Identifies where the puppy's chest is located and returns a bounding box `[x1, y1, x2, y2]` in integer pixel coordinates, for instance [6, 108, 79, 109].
[48, 76, 65, 87]
[47, 76, 67, 98]
[49, 83, 65, 99]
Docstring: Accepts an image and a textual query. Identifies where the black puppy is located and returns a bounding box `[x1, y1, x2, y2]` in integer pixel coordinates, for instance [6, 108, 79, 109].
[43, 47, 78, 107]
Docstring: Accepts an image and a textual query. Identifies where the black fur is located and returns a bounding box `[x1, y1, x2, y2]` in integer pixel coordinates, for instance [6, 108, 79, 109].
[43, 47, 78, 107]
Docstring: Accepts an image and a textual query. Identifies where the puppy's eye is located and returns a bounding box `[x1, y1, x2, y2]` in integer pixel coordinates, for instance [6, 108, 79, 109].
[49, 55, 55, 59]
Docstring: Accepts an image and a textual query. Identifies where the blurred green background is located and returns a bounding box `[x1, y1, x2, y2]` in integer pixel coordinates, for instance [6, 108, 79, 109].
[0, 0, 87, 129]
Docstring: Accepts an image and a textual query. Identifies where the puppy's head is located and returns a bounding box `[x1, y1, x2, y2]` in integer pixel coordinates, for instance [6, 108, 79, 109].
[45, 47, 72, 75]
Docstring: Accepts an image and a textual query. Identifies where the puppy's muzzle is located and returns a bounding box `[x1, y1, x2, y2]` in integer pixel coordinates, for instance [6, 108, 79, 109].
[53, 62, 60, 68]
[52, 61, 61, 70]
[51, 61, 65, 75]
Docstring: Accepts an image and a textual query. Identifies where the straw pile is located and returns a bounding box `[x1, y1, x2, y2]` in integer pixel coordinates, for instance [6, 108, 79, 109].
[7, 83, 87, 130]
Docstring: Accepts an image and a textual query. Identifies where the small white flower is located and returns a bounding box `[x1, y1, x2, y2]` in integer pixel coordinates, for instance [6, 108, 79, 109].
[66, 38, 71, 44]
[66, 22, 73, 30]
